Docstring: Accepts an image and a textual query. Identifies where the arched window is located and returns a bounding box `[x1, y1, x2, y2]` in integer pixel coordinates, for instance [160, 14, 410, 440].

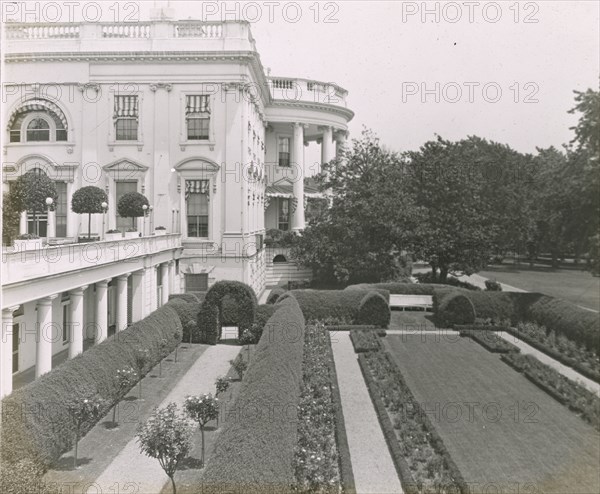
[26, 118, 51, 142]
[273, 254, 287, 263]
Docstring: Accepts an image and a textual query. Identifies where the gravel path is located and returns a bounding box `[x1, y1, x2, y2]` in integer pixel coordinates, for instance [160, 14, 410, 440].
[93, 344, 241, 494]
[496, 331, 600, 396]
[330, 332, 403, 494]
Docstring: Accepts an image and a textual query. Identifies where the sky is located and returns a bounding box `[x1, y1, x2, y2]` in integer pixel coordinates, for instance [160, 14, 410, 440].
[3, 0, 599, 155]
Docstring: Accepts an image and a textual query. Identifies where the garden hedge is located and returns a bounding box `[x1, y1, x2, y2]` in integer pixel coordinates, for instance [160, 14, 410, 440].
[165, 298, 202, 343]
[0, 305, 182, 473]
[202, 296, 305, 490]
[197, 280, 257, 344]
[267, 287, 287, 304]
[357, 292, 391, 328]
[436, 292, 476, 327]
[280, 289, 390, 328]
[433, 289, 600, 354]
[345, 282, 443, 296]
[253, 304, 277, 335]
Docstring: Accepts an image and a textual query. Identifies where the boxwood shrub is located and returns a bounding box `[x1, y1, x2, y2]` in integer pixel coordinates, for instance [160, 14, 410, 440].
[436, 293, 475, 327]
[166, 298, 202, 343]
[168, 293, 200, 303]
[282, 289, 390, 327]
[197, 280, 257, 344]
[267, 287, 287, 304]
[0, 305, 182, 474]
[201, 296, 305, 488]
[357, 292, 391, 328]
[251, 304, 278, 342]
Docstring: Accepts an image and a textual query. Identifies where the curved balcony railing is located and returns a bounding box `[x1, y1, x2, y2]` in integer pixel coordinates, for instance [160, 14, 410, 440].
[267, 77, 349, 108]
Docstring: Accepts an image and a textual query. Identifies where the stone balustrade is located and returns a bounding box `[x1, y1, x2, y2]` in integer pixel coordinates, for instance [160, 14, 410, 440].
[267, 77, 349, 108]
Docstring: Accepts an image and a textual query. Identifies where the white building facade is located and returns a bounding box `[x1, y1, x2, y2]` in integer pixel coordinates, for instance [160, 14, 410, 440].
[1, 17, 353, 398]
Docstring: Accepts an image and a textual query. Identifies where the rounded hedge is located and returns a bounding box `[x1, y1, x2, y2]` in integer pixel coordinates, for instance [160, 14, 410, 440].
[266, 287, 287, 305]
[197, 280, 257, 344]
[357, 292, 391, 328]
[438, 293, 476, 327]
[168, 293, 200, 303]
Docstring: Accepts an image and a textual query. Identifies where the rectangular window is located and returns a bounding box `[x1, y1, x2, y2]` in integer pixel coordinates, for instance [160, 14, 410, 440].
[278, 198, 290, 231]
[10, 130, 20, 142]
[185, 180, 209, 238]
[186, 95, 210, 140]
[185, 273, 208, 292]
[278, 137, 290, 167]
[116, 180, 137, 231]
[55, 181, 67, 237]
[12, 322, 19, 373]
[114, 95, 139, 141]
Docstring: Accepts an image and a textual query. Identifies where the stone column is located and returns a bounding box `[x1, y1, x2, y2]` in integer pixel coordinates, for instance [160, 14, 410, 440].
[167, 260, 176, 295]
[292, 122, 306, 231]
[131, 270, 145, 323]
[320, 126, 335, 165]
[69, 286, 87, 358]
[160, 263, 169, 306]
[116, 274, 130, 332]
[36, 295, 57, 378]
[47, 209, 56, 238]
[19, 211, 27, 235]
[1, 306, 20, 398]
[95, 280, 110, 344]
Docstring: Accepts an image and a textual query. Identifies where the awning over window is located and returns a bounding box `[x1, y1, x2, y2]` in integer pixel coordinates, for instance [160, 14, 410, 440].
[185, 179, 210, 199]
[265, 180, 323, 199]
[7, 99, 68, 130]
[186, 95, 210, 114]
[114, 95, 138, 118]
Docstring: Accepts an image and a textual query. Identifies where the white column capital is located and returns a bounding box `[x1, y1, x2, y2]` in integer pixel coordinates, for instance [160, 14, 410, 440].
[70, 285, 89, 296]
[96, 279, 111, 288]
[37, 294, 58, 307]
[3, 305, 21, 315]
[117, 273, 131, 282]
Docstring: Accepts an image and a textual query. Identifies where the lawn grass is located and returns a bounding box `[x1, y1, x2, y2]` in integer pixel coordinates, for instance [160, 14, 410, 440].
[43, 343, 208, 488]
[384, 334, 600, 493]
[480, 266, 599, 311]
[389, 310, 437, 330]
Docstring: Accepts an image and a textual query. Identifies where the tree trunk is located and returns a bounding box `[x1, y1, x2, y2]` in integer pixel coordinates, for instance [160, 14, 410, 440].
[439, 266, 449, 282]
[88, 213, 92, 239]
[170, 475, 177, 494]
[201, 426, 205, 467]
[112, 402, 117, 424]
[73, 429, 79, 469]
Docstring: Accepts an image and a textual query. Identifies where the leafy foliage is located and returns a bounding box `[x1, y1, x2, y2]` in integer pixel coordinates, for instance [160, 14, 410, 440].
[2, 193, 21, 244]
[117, 191, 149, 227]
[71, 186, 108, 215]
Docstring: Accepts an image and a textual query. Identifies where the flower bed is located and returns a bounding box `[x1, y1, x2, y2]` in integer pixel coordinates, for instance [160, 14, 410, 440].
[500, 353, 600, 431]
[506, 322, 600, 383]
[459, 330, 520, 353]
[293, 323, 341, 491]
[359, 350, 468, 493]
[350, 329, 382, 353]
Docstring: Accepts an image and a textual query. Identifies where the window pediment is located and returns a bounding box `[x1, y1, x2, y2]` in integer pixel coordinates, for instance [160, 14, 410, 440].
[103, 158, 148, 173]
[174, 159, 219, 173]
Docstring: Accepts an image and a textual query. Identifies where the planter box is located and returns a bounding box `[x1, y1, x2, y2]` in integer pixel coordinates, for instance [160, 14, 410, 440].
[105, 233, 122, 241]
[14, 239, 43, 250]
[154, 230, 167, 236]
[124, 231, 140, 239]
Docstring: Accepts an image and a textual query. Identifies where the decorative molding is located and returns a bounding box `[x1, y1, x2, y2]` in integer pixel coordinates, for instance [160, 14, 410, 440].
[149, 83, 173, 92]
[77, 83, 100, 93]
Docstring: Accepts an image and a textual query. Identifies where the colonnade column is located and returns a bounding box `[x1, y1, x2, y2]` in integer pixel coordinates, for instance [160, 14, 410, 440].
[19, 211, 27, 235]
[116, 275, 130, 332]
[335, 130, 348, 157]
[292, 122, 306, 231]
[36, 295, 57, 378]
[69, 285, 88, 358]
[320, 125, 335, 165]
[168, 260, 176, 296]
[95, 280, 110, 344]
[160, 263, 169, 306]
[131, 270, 145, 323]
[1, 306, 20, 398]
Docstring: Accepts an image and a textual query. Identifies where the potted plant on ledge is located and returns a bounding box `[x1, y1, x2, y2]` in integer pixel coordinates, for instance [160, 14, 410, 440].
[71, 186, 108, 243]
[105, 229, 122, 241]
[117, 191, 149, 238]
[14, 233, 42, 250]
[154, 226, 167, 236]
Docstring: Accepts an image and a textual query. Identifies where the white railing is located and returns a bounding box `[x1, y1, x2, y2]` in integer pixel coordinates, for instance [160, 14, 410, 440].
[2, 234, 181, 286]
[102, 23, 151, 38]
[5, 23, 80, 39]
[267, 77, 349, 107]
[174, 21, 223, 38]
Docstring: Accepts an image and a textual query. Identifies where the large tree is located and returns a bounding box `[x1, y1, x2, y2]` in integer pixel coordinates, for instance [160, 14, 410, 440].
[10, 170, 58, 236]
[292, 129, 420, 284]
[71, 186, 108, 239]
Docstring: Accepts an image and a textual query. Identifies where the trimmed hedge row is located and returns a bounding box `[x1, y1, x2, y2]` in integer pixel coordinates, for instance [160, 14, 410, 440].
[279, 289, 390, 328]
[326, 325, 377, 331]
[350, 329, 382, 353]
[168, 293, 200, 303]
[198, 280, 257, 344]
[1, 305, 182, 470]
[267, 287, 287, 305]
[459, 330, 520, 353]
[201, 296, 305, 489]
[165, 298, 202, 343]
[434, 289, 600, 354]
[436, 293, 476, 327]
[346, 282, 442, 296]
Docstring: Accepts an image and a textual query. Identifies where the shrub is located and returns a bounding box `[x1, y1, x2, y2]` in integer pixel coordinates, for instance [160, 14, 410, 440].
[346, 282, 449, 296]
[197, 281, 257, 344]
[350, 329, 382, 353]
[168, 293, 200, 303]
[71, 186, 108, 240]
[266, 287, 287, 304]
[485, 279, 502, 291]
[357, 291, 391, 328]
[437, 293, 475, 327]
[202, 296, 305, 488]
[0, 304, 182, 472]
[414, 272, 481, 291]
[11, 169, 58, 236]
[252, 304, 277, 342]
[166, 298, 202, 343]
[117, 191, 149, 229]
[221, 294, 242, 325]
[284, 289, 390, 326]
[459, 330, 520, 353]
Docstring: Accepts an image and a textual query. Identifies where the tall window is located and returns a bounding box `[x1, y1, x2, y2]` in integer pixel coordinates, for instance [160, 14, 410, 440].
[186, 95, 210, 140]
[114, 95, 139, 141]
[186, 180, 209, 237]
[278, 137, 290, 167]
[62, 303, 69, 344]
[278, 198, 290, 231]
[26, 118, 50, 141]
[116, 181, 137, 231]
[55, 182, 68, 237]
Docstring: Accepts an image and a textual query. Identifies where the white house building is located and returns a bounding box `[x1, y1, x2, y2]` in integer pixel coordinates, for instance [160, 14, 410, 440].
[0, 13, 353, 398]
